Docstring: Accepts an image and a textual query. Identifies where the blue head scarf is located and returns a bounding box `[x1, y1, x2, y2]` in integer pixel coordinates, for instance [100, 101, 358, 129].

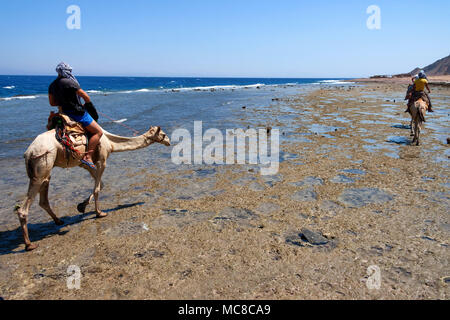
[56, 62, 80, 86]
[418, 70, 427, 79]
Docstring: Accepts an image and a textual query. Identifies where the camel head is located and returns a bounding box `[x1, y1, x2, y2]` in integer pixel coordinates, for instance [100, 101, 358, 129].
[147, 126, 171, 146]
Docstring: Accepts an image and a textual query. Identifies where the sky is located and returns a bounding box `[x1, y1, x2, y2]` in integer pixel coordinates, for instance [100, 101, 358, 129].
[0, 0, 449, 78]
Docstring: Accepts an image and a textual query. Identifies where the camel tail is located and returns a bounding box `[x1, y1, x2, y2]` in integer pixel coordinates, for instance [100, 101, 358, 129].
[415, 98, 427, 123]
[419, 108, 426, 123]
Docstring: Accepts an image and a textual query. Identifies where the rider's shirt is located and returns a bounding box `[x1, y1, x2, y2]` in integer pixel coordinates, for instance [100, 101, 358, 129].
[414, 78, 428, 92]
[48, 77, 84, 115]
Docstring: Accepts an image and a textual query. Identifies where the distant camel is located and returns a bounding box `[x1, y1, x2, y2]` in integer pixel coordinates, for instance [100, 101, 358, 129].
[409, 98, 428, 146]
[15, 125, 170, 251]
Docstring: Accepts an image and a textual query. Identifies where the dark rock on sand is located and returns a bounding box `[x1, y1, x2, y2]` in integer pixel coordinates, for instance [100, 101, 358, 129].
[300, 228, 329, 245]
[285, 229, 333, 247]
[285, 233, 305, 247]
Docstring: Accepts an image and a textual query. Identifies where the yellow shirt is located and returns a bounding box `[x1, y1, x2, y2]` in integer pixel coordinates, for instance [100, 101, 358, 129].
[414, 78, 428, 92]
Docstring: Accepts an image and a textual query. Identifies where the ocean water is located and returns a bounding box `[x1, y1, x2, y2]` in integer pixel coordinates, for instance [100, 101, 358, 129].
[0, 75, 349, 159]
[0, 75, 348, 100]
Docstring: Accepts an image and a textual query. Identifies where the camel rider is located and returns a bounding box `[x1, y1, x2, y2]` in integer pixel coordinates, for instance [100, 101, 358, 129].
[406, 71, 433, 113]
[404, 75, 418, 103]
[48, 62, 102, 170]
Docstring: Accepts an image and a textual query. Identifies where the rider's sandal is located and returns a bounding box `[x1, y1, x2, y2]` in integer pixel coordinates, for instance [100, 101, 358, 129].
[81, 159, 97, 170]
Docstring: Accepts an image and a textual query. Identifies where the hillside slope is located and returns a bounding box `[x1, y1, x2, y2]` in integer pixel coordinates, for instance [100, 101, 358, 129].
[393, 54, 450, 77]
[423, 55, 450, 76]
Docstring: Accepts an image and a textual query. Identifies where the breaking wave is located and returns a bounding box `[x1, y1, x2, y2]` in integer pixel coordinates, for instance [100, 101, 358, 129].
[0, 95, 38, 101]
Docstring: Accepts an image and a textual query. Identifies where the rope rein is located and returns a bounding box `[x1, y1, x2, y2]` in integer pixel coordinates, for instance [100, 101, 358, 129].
[98, 111, 140, 136]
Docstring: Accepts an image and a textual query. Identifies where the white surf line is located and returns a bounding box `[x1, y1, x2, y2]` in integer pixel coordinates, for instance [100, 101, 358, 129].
[112, 118, 127, 123]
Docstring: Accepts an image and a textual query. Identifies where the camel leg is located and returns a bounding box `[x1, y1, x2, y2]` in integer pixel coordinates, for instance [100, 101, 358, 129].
[77, 194, 93, 214]
[39, 177, 64, 226]
[416, 121, 421, 146]
[413, 119, 420, 146]
[93, 163, 107, 218]
[77, 168, 104, 213]
[410, 117, 414, 136]
[16, 179, 42, 251]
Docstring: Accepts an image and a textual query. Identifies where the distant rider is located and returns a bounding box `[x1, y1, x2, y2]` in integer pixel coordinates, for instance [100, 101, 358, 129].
[405, 71, 433, 113]
[48, 62, 102, 170]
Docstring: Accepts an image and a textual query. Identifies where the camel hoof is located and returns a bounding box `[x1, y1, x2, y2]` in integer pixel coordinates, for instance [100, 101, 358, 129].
[77, 203, 87, 214]
[96, 212, 108, 218]
[25, 243, 38, 251]
[54, 219, 64, 226]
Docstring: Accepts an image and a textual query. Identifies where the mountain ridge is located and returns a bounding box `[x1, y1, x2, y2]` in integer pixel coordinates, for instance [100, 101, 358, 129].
[393, 55, 450, 77]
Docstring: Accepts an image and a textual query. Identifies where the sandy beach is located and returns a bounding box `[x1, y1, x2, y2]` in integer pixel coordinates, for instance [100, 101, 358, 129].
[0, 80, 448, 300]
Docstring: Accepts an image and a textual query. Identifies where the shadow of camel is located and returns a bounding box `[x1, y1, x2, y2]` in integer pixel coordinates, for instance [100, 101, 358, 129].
[391, 124, 412, 130]
[0, 202, 145, 256]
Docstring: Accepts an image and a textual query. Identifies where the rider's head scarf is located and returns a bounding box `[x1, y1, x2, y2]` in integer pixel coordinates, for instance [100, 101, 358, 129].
[56, 62, 80, 86]
[418, 71, 427, 79]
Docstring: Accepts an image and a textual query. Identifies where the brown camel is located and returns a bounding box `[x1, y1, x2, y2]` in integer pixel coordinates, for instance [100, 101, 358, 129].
[15, 125, 170, 251]
[409, 98, 428, 146]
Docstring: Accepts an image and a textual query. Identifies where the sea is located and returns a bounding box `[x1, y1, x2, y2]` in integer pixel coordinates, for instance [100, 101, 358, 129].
[0, 75, 350, 159]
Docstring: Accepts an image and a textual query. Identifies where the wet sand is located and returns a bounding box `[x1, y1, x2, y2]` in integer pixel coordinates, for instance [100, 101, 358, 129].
[0, 81, 449, 299]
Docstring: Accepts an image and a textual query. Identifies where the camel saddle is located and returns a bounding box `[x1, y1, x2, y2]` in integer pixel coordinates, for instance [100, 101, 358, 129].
[47, 112, 88, 159]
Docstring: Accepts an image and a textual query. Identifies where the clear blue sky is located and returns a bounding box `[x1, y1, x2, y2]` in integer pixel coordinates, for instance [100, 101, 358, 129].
[0, 0, 448, 77]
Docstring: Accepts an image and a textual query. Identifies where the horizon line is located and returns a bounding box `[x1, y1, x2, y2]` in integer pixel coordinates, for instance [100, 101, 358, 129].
[0, 74, 357, 79]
